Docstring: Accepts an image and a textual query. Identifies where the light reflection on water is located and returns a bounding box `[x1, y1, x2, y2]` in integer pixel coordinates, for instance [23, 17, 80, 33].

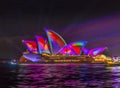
[1, 64, 120, 88]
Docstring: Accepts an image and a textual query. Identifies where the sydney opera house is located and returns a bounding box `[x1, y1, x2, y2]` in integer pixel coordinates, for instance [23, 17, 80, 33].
[19, 28, 110, 64]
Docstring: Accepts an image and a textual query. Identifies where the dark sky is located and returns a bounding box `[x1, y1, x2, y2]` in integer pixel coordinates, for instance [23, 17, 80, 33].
[0, 0, 120, 58]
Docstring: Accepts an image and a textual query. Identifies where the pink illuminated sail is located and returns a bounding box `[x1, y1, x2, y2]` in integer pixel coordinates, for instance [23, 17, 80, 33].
[22, 40, 37, 53]
[70, 41, 87, 47]
[35, 36, 50, 54]
[88, 47, 107, 57]
[58, 45, 72, 55]
[45, 28, 67, 54]
[57, 45, 82, 55]
[57, 41, 84, 55]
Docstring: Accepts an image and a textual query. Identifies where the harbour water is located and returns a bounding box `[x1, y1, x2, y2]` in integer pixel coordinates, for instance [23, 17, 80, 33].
[1, 63, 120, 88]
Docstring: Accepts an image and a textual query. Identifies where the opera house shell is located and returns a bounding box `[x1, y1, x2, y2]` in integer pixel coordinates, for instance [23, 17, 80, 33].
[19, 28, 107, 63]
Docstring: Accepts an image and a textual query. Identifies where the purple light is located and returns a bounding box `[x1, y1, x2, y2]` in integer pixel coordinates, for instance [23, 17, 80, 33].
[88, 47, 107, 56]
[23, 53, 41, 62]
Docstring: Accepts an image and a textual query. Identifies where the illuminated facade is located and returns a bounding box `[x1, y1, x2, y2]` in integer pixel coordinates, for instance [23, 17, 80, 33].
[20, 29, 107, 63]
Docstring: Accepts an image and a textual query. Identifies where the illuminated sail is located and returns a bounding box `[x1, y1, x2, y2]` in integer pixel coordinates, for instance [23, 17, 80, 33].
[22, 40, 38, 53]
[45, 28, 67, 54]
[57, 45, 73, 55]
[35, 36, 50, 54]
[70, 45, 81, 55]
[23, 53, 41, 62]
[56, 41, 86, 55]
[82, 47, 89, 55]
[88, 47, 107, 57]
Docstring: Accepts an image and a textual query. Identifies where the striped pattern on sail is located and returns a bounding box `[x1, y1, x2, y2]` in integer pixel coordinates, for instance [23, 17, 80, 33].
[35, 36, 50, 54]
[45, 28, 67, 54]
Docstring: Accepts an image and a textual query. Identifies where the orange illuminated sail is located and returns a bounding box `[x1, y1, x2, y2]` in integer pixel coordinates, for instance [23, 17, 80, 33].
[35, 36, 50, 54]
[22, 40, 37, 53]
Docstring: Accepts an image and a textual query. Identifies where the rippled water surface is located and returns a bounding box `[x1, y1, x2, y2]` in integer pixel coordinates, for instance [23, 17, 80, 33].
[1, 63, 120, 88]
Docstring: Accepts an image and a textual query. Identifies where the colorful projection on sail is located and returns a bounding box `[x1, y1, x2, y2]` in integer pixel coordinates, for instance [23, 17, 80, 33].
[35, 36, 50, 54]
[82, 47, 89, 55]
[23, 53, 41, 62]
[57, 45, 81, 55]
[56, 41, 85, 55]
[69, 41, 87, 47]
[45, 28, 67, 54]
[22, 40, 37, 53]
[70, 45, 81, 55]
[88, 47, 107, 57]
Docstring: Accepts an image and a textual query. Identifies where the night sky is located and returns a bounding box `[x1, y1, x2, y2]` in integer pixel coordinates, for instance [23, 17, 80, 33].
[0, 0, 120, 59]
